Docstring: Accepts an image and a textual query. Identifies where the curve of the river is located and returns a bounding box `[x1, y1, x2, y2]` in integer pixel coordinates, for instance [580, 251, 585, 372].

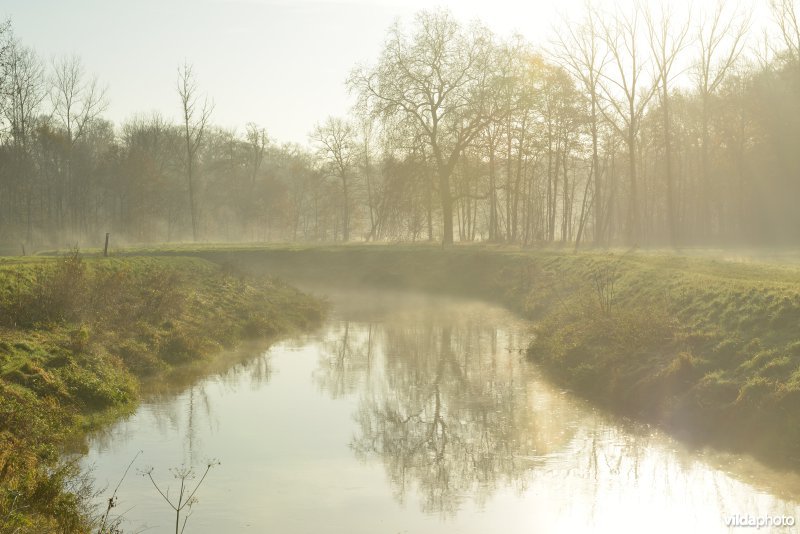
[82, 290, 800, 533]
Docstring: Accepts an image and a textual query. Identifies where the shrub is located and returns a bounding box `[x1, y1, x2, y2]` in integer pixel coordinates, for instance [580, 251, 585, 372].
[160, 329, 204, 365]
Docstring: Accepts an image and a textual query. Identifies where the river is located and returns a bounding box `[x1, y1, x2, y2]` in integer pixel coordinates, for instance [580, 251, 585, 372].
[83, 290, 800, 533]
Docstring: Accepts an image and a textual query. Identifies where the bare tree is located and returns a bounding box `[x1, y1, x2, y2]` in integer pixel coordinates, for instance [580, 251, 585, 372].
[50, 54, 108, 236]
[770, 0, 800, 62]
[598, 3, 658, 245]
[350, 10, 496, 244]
[645, 1, 691, 247]
[4, 41, 46, 242]
[312, 117, 357, 241]
[177, 62, 213, 241]
[50, 55, 108, 148]
[0, 19, 13, 106]
[694, 1, 750, 240]
[5, 43, 45, 143]
[355, 115, 382, 241]
[552, 2, 609, 246]
[497, 38, 536, 243]
[245, 122, 267, 187]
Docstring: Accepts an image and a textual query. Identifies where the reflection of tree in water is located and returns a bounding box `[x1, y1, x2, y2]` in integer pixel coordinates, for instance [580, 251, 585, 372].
[87, 351, 273, 462]
[317, 308, 577, 515]
[313, 321, 376, 398]
[353, 322, 536, 514]
[224, 352, 274, 391]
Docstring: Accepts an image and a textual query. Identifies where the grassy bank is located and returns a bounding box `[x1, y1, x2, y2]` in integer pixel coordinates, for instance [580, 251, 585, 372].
[128, 244, 800, 467]
[0, 252, 323, 532]
[520, 253, 800, 462]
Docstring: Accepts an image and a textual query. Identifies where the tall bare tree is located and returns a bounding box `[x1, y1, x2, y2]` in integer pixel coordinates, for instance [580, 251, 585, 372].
[355, 116, 382, 241]
[553, 3, 608, 245]
[598, 3, 658, 244]
[0, 19, 12, 102]
[50, 54, 108, 235]
[177, 62, 213, 241]
[5, 43, 45, 144]
[245, 122, 267, 187]
[350, 10, 495, 244]
[4, 42, 46, 242]
[694, 2, 750, 239]
[645, 1, 691, 246]
[311, 117, 357, 242]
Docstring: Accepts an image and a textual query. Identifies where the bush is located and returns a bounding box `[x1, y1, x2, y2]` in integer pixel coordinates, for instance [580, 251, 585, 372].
[61, 364, 133, 409]
[2, 250, 88, 327]
[160, 329, 205, 364]
[116, 338, 164, 375]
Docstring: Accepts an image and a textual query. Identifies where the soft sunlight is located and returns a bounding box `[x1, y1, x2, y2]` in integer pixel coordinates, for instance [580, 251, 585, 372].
[1, 1, 800, 532]
[1, 0, 773, 144]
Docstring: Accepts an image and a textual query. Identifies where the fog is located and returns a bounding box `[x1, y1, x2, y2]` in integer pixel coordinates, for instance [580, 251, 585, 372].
[4, 3, 800, 530]
[0, 0, 798, 249]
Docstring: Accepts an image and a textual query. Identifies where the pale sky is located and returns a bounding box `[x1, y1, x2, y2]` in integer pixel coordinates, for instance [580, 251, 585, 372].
[2, 0, 772, 145]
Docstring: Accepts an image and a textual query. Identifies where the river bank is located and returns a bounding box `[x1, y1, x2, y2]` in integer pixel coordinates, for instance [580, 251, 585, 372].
[0, 252, 324, 532]
[134, 244, 800, 468]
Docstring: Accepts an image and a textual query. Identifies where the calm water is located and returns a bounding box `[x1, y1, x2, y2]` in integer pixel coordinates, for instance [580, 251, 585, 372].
[83, 290, 800, 533]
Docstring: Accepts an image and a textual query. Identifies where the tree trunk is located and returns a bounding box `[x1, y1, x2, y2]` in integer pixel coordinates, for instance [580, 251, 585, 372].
[627, 121, 639, 245]
[341, 174, 349, 242]
[663, 86, 676, 247]
[439, 168, 454, 245]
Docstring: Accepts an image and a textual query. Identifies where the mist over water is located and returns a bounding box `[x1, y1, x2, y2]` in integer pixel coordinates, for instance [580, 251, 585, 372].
[83, 291, 800, 533]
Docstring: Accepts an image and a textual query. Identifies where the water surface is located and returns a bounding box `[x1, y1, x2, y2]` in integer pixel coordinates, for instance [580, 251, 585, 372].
[84, 290, 800, 533]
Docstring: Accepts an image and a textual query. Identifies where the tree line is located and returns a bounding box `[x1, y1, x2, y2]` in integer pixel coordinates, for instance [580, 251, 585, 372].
[0, 1, 798, 249]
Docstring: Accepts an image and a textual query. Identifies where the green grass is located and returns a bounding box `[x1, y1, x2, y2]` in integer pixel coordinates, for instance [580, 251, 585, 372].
[0, 252, 324, 533]
[522, 253, 800, 462]
[114, 243, 800, 467]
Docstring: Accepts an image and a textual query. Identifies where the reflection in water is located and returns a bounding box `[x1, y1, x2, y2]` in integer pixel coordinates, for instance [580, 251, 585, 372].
[85, 351, 273, 458]
[344, 318, 549, 514]
[83, 291, 800, 533]
[313, 303, 588, 516]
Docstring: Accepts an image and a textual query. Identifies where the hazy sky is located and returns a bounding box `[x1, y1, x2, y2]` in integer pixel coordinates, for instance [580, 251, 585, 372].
[2, 0, 770, 145]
